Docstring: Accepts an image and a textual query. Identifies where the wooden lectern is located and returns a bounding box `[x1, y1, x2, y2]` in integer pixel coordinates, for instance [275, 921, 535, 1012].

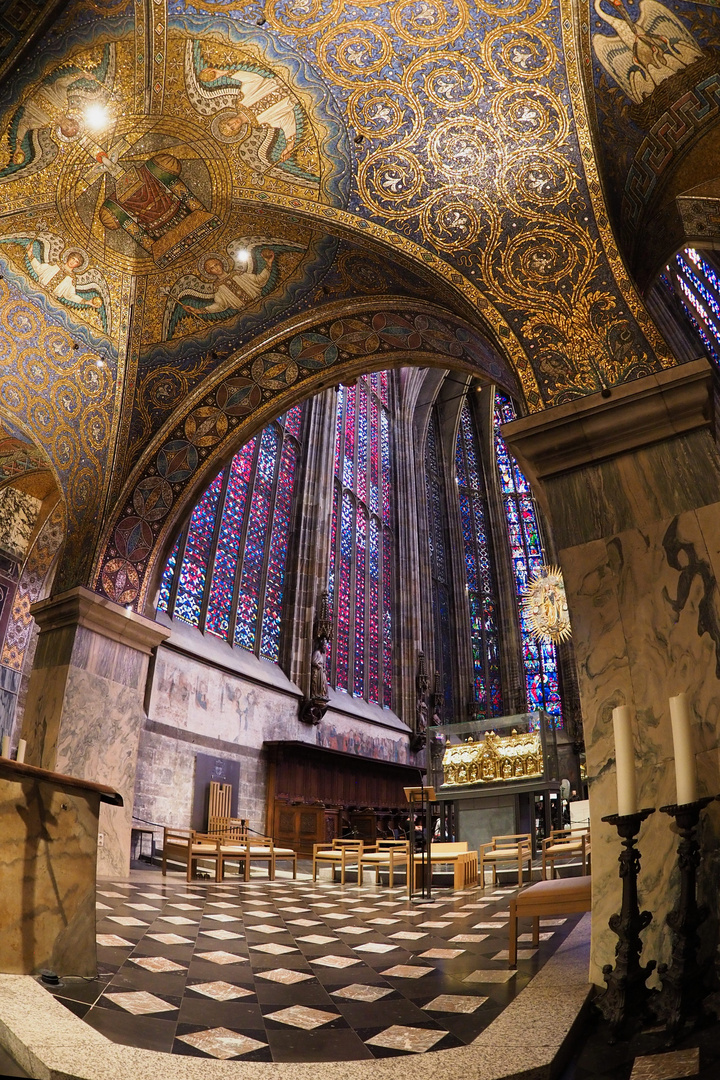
[0, 757, 122, 976]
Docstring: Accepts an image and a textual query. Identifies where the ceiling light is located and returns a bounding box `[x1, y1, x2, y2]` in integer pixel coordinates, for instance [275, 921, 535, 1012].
[236, 248, 250, 261]
[84, 103, 109, 130]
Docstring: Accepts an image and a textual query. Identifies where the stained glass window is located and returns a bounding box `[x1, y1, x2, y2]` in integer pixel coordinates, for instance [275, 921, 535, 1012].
[328, 374, 394, 707]
[493, 392, 562, 724]
[666, 248, 720, 362]
[157, 407, 304, 663]
[455, 400, 503, 719]
[424, 412, 454, 720]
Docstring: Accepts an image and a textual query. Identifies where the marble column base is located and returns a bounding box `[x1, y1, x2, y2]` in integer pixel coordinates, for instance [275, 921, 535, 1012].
[21, 587, 168, 877]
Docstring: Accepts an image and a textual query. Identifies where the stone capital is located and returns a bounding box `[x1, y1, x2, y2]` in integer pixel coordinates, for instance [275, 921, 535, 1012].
[30, 585, 169, 655]
[502, 358, 713, 485]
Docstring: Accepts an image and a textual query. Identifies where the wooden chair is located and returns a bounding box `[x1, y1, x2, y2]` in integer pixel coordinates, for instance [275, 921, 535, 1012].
[162, 827, 220, 882]
[358, 840, 409, 887]
[217, 836, 298, 882]
[508, 875, 591, 966]
[479, 833, 532, 887]
[541, 827, 591, 880]
[207, 816, 248, 841]
[312, 839, 364, 884]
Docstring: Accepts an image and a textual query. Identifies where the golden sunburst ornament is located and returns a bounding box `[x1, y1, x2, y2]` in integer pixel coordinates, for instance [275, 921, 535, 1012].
[522, 565, 571, 643]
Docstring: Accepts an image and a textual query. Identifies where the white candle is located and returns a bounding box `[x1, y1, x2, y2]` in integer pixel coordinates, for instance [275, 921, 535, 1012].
[16, 739, 26, 764]
[669, 693, 697, 805]
[612, 705, 638, 816]
[1, 735, 9, 758]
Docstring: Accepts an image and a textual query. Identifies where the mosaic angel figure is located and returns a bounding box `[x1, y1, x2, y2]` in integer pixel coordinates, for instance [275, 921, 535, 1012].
[0, 232, 111, 332]
[0, 43, 116, 184]
[184, 41, 319, 189]
[593, 0, 702, 104]
[161, 236, 305, 339]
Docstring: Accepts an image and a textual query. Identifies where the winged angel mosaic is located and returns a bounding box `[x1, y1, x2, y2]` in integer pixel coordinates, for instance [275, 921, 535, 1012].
[593, 0, 702, 104]
[161, 236, 305, 339]
[184, 41, 320, 190]
[0, 232, 110, 331]
[0, 44, 116, 184]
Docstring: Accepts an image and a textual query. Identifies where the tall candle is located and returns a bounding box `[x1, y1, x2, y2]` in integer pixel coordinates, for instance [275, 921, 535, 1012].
[669, 693, 697, 805]
[0, 735, 9, 758]
[612, 705, 638, 816]
[16, 739, 26, 764]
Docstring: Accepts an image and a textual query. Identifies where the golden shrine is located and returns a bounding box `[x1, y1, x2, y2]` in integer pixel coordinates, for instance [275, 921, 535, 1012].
[441, 729, 544, 787]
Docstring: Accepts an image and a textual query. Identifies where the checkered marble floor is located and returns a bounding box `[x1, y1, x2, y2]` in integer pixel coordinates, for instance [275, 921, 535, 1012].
[43, 869, 582, 1062]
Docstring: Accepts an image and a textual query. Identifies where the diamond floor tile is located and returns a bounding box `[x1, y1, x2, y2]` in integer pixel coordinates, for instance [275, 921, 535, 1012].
[176, 1028, 267, 1059]
[331, 984, 394, 1003]
[104, 991, 175, 1015]
[188, 981, 254, 1001]
[365, 1025, 447, 1053]
[265, 1005, 339, 1030]
[423, 994, 487, 1013]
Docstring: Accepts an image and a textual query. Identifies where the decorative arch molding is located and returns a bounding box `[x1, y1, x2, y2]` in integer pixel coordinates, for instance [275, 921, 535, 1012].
[93, 303, 520, 612]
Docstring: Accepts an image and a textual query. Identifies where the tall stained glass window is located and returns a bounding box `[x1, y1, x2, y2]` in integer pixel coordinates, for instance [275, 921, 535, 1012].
[425, 412, 454, 720]
[666, 247, 720, 362]
[328, 372, 393, 707]
[455, 400, 502, 718]
[493, 392, 562, 723]
[157, 406, 303, 663]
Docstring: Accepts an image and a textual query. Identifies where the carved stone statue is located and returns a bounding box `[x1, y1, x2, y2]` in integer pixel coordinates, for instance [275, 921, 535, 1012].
[300, 591, 332, 726]
[310, 636, 329, 700]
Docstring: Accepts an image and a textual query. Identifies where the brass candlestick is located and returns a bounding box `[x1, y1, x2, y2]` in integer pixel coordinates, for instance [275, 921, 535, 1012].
[595, 808, 656, 1041]
[651, 795, 719, 1043]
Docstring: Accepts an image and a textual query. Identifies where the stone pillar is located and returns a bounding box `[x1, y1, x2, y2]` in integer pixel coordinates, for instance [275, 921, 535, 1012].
[20, 587, 168, 877]
[503, 359, 720, 984]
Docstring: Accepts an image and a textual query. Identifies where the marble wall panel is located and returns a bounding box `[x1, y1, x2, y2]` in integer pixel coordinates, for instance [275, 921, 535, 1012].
[0, 777, 99, 976]
[560, 506, 720, 984]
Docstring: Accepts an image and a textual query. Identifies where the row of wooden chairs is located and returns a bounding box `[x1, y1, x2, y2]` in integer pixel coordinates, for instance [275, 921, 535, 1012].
[479, 827, 591, 886]
[312, 839, 479, 890]
[162, 827, 297, 883]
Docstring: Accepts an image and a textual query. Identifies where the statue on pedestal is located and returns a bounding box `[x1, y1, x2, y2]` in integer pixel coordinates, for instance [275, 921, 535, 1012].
[300, 591, 331, 726]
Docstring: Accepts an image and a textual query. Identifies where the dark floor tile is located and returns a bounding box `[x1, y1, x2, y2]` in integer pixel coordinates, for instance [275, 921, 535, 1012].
[178, 997, 264, 1028]
[266, 1027, 372, 1062]
[56, 997, 92, 1020]
[83, 1007, 177, 1052]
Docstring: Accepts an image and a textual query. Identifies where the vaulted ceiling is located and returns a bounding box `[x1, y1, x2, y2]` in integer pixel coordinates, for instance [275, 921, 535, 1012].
[0, 0, 716, 608]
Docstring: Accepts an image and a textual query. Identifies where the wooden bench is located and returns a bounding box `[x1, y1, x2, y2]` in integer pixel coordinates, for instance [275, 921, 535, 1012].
[541, 827, 591, 879]
[412, 841, 479, 891]
[479, 833, 532, 887]
[508, 875, 591, 966]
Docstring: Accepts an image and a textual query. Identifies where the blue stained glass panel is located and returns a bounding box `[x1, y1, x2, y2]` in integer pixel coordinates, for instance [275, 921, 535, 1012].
[205, 440, 255, 640]
[174, 473, 223, 626]
[235, 426, 278, 651]
[494, 392, 562, 725]
[354, 506, 367, 696]
[336, 492, 353, 690]
[158, 534, 180, 612]
[455, 400, 502, 718]
[260, 436, 299, 661]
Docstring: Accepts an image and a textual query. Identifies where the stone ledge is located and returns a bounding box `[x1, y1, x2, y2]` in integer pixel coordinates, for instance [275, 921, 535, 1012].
[0, 916, 591, 1080]
[502, 359, 713, 484]
[30, 586, 169, 656]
